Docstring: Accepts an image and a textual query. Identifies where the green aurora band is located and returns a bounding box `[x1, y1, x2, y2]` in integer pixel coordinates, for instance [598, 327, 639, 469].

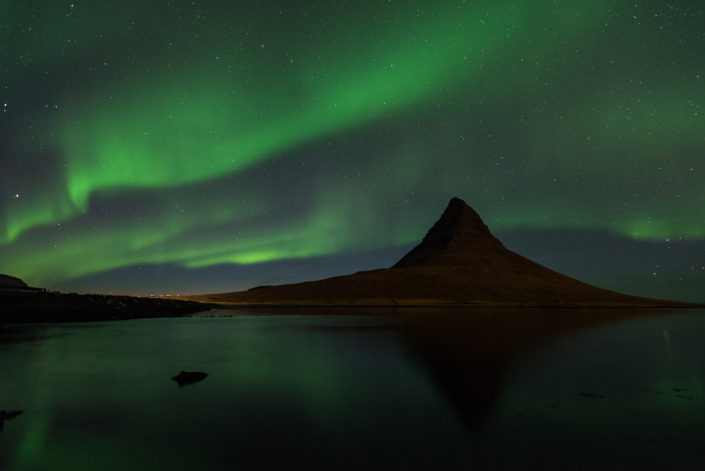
[0, 0, 702, 287]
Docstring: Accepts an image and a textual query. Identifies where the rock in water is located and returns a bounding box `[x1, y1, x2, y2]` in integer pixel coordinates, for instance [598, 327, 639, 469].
[172, 371, 208, 386]
[0, 410, 24, 432]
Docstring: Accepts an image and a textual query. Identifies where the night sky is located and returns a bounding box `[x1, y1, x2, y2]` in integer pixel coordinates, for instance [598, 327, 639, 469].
[1, 1, 703, 301]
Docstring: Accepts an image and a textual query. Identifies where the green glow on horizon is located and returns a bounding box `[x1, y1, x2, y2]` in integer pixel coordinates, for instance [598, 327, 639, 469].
[2, 190, 423, 284]
[1, 0, 703, 287]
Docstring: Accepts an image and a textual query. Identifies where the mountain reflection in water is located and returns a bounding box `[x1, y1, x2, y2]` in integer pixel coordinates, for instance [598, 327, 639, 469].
[306, 308, 632, 431]
[0, 309, 703, 470]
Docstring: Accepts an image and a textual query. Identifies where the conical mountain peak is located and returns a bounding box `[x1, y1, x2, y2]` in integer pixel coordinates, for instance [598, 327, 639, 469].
[428, 197, 496, 240]
[392, 197, 503, 268]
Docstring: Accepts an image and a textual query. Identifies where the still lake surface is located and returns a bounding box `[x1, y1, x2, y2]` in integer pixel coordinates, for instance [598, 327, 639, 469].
[1, 308, 704, 470]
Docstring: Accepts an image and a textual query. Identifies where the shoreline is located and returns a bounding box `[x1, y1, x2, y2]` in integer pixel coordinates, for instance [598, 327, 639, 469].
[3, 297, 702, 325]
[0, 291, 214, 323]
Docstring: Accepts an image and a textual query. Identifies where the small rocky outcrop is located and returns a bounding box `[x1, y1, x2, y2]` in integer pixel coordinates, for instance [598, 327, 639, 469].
[172, 371, 208, 386]
[0, 275, 28, 287]
[247, 285, 273, 291]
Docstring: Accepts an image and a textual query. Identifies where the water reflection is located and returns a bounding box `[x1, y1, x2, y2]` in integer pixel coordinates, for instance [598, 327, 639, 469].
[0, 308, 703, 470]
[198, 307, 691, 434]
[296, 308, 641, 431]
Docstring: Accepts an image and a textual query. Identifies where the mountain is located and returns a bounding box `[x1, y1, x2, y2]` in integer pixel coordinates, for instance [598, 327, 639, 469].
[190, 198, 700, 308]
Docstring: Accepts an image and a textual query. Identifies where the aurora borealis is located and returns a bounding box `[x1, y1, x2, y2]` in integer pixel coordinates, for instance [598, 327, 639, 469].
[1, 1, 703, 300]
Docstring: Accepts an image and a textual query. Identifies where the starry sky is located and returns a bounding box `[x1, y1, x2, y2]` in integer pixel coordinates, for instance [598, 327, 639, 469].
[1, 0, 703, 301]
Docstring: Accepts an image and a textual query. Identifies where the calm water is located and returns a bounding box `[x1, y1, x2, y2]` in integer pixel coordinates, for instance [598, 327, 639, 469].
[1, 309, 704, 470]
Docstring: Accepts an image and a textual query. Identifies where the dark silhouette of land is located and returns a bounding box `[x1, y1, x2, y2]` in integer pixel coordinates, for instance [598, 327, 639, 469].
[189, 198, 701, 308]
[0, 275, 27, 288]
[0, 291, 211, 323]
